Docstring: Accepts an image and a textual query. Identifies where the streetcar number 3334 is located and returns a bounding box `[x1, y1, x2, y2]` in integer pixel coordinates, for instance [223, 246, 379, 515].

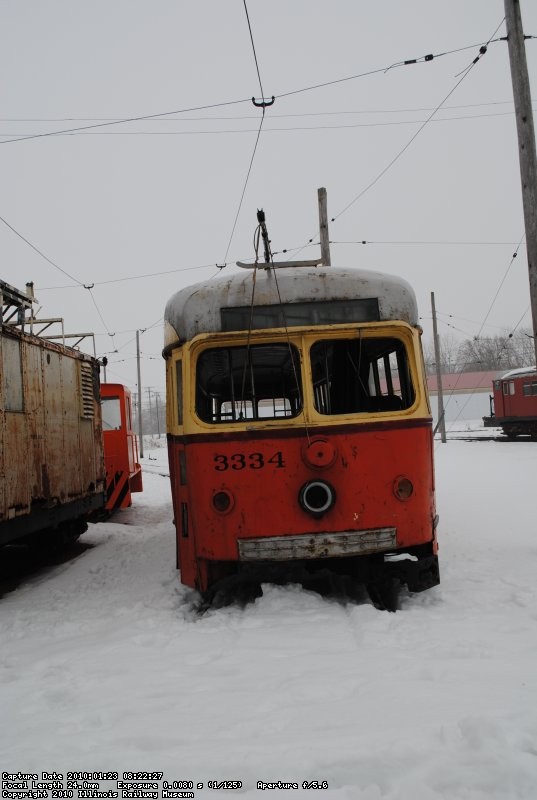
[214, 451, 285, 471]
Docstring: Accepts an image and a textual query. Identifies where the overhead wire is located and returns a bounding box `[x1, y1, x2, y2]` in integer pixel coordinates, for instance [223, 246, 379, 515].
[0, 108, 526, 138]
[471, 235, 525, 341]
[276, 38, 506, 101]
[219, 0, 270, 267]
[0, 99, 522, 123]
[0, 213, 83, 286]
[330, 239, 524, 247]
[0, 35, 511, 146]
[0, 211, 118, 338]
[433, 235, 526, 436]
[286, 21, 507, 260]
[331, 19, 505, 222]
[39, 262, 217, 290]
[0, 98, 253, 146]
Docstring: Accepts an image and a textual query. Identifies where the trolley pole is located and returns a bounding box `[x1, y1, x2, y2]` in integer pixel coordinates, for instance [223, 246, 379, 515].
[318, 187, 331, 266]
[504, 0, 537, 367]
[431, 292, 447, 443]
[136, 329, 144, 458]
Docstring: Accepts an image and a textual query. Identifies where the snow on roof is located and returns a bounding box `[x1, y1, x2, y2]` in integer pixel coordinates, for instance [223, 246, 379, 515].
[164, 266, 418, 345]
[498, 366, 536, 380]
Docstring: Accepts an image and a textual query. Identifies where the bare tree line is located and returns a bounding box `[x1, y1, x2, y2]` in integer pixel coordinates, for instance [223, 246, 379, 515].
[423, 328, 535, 374]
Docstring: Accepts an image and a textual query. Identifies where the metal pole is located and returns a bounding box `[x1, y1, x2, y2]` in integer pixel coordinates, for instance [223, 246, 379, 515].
[155, 391, 161, 438]
[318, 187, 331, 266]
[431, 292, 447, 443]
[146, 387, 153, 437]
[136, 329, 144, 458]
[504, 0, 537, 367]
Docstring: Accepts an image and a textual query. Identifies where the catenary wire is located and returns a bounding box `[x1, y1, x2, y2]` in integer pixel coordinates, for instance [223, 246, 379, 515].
[332, 19, 505, 222]
[276, 38, 505, 100]
[0, 108, 527, 138]
[433, 235, 526, 436]
[0, 99, 523, 123]
[0, 211, 117, 337]
[0, 36, 510, 145]
[0, 213, 83, 286]
[220, 0, 270, 266]
[287, 21, 506, 259]
[243, 0, 266, 101]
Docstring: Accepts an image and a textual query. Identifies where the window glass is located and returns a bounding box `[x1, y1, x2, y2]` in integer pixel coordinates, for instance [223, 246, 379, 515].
[310, 336, 414, 415]
[196, 343, 302, 423]
[532, 381, 537, 396]
[3, 336, 24, 411]
[221, 299, 380, 331]
[102, 396, 122, 430]
[523, 383, 531, 396]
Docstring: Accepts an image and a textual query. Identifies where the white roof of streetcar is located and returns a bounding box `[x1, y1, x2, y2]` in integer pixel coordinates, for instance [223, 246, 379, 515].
[164, 265, 418, 346]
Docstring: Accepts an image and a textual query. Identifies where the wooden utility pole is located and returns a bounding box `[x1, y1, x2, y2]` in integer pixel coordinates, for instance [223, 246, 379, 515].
[504, 0, 537, 367]
[431, 292, 447, 443]
[136, 329, 144, 458]
[318, 187, 331, 266]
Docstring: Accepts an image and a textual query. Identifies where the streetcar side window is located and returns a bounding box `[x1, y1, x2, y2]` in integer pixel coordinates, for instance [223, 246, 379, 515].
[310, 336, 414, 415]
[195, 343, 302, 423]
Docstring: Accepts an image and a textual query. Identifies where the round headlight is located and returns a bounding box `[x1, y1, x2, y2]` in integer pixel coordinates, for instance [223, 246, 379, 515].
[393, 476, 414, 501]
[299, 480, 336, 517]
[212, 490, 234, 514]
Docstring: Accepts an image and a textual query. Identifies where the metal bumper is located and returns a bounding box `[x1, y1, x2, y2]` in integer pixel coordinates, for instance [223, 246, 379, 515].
[238, 527, 397, 562]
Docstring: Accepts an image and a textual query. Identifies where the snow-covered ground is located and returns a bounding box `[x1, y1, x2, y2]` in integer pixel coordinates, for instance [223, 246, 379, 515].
[1, 429, 537, 799]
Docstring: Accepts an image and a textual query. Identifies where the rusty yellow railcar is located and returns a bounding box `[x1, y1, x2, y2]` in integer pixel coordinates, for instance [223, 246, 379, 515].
[0, 281, 105, 547]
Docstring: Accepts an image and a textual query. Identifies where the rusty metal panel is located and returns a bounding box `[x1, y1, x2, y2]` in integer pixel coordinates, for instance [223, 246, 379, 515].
[238, 527, 397, 562]
[1, 333, 30, 516]
[79, 365, 104, 494]
[24, 338, 45, 502]
[1, 324, 105, 535]
[3, 411, 30, 514]
[61, 354, 83, 498]
[42, 347, 65, 501]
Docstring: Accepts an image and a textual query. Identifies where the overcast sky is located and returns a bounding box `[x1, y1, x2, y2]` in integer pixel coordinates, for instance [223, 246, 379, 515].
[2, 0, 537, 396]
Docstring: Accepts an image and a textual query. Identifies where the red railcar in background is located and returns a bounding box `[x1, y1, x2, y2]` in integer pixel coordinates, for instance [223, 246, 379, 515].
[101, 383, 143, 511]
[483, 367, 537, 438]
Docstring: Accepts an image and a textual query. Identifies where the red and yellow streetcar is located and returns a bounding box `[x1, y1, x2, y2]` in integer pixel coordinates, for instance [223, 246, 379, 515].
[163, 259, 439, 609]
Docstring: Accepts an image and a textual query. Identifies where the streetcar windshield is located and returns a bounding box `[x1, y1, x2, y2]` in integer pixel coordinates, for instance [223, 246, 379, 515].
[310, 336, 414, 415]
[196, 343, 302, 423]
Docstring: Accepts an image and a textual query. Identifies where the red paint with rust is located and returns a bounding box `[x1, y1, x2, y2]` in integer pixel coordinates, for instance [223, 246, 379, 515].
[102, 383, 143, 511]
[168, 420, 436, 592]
